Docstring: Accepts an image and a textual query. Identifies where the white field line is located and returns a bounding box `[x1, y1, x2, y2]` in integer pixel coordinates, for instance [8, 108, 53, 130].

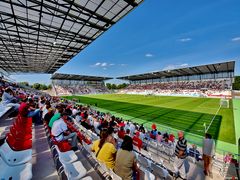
[205, 105, 222, 133]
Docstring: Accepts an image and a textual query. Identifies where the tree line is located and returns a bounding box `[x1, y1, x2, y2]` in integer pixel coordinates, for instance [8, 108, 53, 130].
[233, 76, 240, 90]
[19, 82, 52, 90]
[106, 83, 128, 90]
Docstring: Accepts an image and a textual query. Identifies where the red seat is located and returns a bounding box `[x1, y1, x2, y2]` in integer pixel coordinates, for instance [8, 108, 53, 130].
[12, 124, 32, 134]
[6, 134, 32, 151]
[51, 138, 72, 152]
[15, 116, 32, 125]
[10, 127, 32, 140]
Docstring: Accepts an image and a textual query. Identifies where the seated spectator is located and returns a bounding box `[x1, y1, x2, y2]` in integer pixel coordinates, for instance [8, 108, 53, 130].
[129, 123, 136, 136]
[188, 144, 201, 161]
[1, 87, 20, 111]
[48, 105, 63, 128]
[169, 133, 175, 143]
[91, 128, 117, 169]
[44, 107, 54, 125]
[51, 112, 78, 151]
[156, 131, 162, 143]
[125, 129, 131, 137]
[150, 129, 157, 139]
[118, 126, 126, 139]
[132, 131, 143, 150]
[114, 135, 140, 180]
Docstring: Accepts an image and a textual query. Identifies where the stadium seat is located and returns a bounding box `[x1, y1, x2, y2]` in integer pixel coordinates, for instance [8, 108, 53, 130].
[6, 134, 32, 150]
[10, 126, 32, 140]
[0, 141, 32, 166]
[137, 155, 152, 170]
[151, 163, 169, 179]
[140, 167, 155, 180]
[51, 138, 72, 152]
[54, 145, 78, 164]
[0, 157, 32, 180]
[62, 160, 87, 179]
[0, 105, 11, 118]
[81, 176, 93, 180]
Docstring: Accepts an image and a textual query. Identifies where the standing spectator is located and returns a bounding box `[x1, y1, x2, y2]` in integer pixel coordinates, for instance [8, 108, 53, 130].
[114, 135, 140, 180]
[202, 133, 215, 177]
[173, 131, 187, 179]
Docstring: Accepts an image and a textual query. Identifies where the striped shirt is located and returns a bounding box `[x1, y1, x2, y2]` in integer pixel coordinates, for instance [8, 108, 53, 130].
[174, 137, 187, 158]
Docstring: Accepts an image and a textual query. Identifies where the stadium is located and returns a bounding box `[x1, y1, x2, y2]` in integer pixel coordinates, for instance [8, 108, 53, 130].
[0, 1, 240, 180]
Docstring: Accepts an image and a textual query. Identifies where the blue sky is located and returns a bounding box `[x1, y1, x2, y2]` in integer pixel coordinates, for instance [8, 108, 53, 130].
[11, 0, 240, 84]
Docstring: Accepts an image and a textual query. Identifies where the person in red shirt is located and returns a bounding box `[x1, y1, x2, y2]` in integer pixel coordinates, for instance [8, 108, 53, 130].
[132, 131, 142, 150]
[118, 126, 125, 139]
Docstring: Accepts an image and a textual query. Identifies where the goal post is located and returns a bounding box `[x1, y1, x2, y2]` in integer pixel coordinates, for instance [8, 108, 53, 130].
[220, 98, 229, 108]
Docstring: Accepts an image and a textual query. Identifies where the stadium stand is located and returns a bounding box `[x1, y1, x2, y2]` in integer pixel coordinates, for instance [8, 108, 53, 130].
[0, 79, 239, 179]
[51, 73, 111, 96]
[0, 0, 238, 178]
[118, 61, 234, 99]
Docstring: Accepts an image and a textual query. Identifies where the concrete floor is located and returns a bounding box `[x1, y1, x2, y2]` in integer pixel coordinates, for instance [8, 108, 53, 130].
[31, 124, 59, 180]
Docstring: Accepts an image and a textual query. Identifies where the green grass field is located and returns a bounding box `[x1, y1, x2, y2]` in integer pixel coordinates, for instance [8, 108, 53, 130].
[64, 94, 236, 151]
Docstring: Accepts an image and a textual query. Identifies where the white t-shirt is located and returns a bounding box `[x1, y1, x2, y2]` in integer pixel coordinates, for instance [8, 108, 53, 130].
[51, 118, 68, 141]
[129, 123, 135, 135]
[72, 109, 78, 116]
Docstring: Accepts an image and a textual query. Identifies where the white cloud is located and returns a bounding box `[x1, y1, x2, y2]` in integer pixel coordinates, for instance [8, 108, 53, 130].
[180, 63, 189, 67]
[101, 62, 107, 67]
[178, 38, 192, 42]
[163, 63, 189, 70]
[145, 53, 154, 57]
[95, 62, 101, 66]
[120, 64, 127, 66]
[91, 62, 115, 69]
[231, 37, 240, 42]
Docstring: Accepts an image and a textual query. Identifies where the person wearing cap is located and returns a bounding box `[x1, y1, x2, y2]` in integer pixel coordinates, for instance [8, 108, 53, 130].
[173, 131, 188, 180]
[51, 111, 78, 151]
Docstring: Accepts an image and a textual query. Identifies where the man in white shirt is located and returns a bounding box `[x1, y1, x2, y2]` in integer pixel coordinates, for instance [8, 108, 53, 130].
[51, 112, 78, 151]
[202, 133, 215, 177]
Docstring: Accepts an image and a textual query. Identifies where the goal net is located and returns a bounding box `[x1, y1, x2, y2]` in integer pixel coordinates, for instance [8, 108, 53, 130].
[220, 98, 229, 108]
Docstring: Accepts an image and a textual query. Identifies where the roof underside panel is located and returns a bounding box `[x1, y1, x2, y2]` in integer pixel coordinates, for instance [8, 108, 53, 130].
[118, 61, 235, 81]
[0, 0, 143, 73]
[51, 73, 112, 81]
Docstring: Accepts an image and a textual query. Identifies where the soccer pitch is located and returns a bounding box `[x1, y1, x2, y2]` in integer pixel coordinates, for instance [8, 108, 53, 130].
[64, 94, 236, 151]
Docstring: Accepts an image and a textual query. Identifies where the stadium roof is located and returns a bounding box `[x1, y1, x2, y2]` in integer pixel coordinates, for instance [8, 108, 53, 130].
[0, 0, 143, 74]
[117, 61, 235, 81]
[51, 73, 112, 81]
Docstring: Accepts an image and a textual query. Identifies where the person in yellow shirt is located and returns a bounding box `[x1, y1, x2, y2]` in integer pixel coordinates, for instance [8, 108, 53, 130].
[91, 128, 117, 169]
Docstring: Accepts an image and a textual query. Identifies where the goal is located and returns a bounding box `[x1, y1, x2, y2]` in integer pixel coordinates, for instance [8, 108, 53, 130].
[220, 98, 229, 108]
